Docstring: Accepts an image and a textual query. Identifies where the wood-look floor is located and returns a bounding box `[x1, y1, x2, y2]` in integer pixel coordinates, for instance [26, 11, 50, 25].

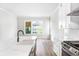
[36, 39, 56, 56]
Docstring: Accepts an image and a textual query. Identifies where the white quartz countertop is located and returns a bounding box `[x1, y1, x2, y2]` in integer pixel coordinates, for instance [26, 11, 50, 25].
[0, 40, 35, 56]
[0, 45, 32, 56]
[0, 36, 37, 56]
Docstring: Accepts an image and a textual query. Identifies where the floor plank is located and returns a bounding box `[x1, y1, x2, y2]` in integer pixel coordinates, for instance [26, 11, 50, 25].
[36, 39, 56, 56]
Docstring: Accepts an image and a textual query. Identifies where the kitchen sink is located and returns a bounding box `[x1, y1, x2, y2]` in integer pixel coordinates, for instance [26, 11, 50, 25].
[17, 40, 35, 45]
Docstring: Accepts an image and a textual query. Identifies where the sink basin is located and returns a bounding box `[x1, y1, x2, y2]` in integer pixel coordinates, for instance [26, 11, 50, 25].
[17, 40, 35, 45]
[19, 36, 37, 41]
[18, 36, 37, 45]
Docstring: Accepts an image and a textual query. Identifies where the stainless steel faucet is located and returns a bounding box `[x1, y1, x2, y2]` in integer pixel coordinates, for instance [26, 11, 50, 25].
[17, 30, 24, 42]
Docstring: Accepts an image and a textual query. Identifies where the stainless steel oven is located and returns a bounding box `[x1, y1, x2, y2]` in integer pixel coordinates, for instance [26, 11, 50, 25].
[62, 41, 79, 56]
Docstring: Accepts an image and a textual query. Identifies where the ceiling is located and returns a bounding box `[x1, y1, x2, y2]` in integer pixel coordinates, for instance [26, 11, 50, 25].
[0, 3, 58, 16]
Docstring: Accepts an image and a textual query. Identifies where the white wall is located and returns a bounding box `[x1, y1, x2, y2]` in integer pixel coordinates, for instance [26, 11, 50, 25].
[0, 3, 59, 55]
[0, 3, 58, 16]
[50, 6, 60, 55]
[17, 16, 50, 36]
[0, 3, 58, 40]
[0, 8, 17, 50]
[0, 3, 58, 41]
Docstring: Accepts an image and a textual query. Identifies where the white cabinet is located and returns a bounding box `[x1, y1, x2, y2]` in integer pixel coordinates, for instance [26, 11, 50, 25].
[59, 3, 71, 41]
[51, 3, 71, 56]
[71, 3, 79, 11]
[58, 3, 79, 41]
[68, 4, 79, 41]
[52, 3, 79, 56]
[64, 3, 79, 41]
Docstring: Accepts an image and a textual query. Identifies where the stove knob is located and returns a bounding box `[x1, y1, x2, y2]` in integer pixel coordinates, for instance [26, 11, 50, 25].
[74, 51, 77, 55]
[75, 51, 77, 53]
[78, 52, 79, 55]
[75, 51, 79, 55]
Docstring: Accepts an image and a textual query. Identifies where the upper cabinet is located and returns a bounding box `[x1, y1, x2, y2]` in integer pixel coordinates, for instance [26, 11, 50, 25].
[61, 3, 79, 41]
[67, 3, 79, 25]
[58, 3, 71, 41]
[59, 3, 71, 29]
[67, 3, 79, 16]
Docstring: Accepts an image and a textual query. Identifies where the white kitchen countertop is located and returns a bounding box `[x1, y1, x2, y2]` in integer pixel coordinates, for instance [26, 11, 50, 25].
[0, 40, 35, 56]
[0, 45, 33, 56]
[0, 35, 37, 56]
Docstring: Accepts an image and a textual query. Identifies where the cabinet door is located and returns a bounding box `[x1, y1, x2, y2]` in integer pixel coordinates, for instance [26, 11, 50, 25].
[59, 3, 71, 41]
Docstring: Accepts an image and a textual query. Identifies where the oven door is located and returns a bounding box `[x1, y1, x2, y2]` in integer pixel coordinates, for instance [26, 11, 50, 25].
[62, 47, 71, 56]
[62, 42, 79, 56]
